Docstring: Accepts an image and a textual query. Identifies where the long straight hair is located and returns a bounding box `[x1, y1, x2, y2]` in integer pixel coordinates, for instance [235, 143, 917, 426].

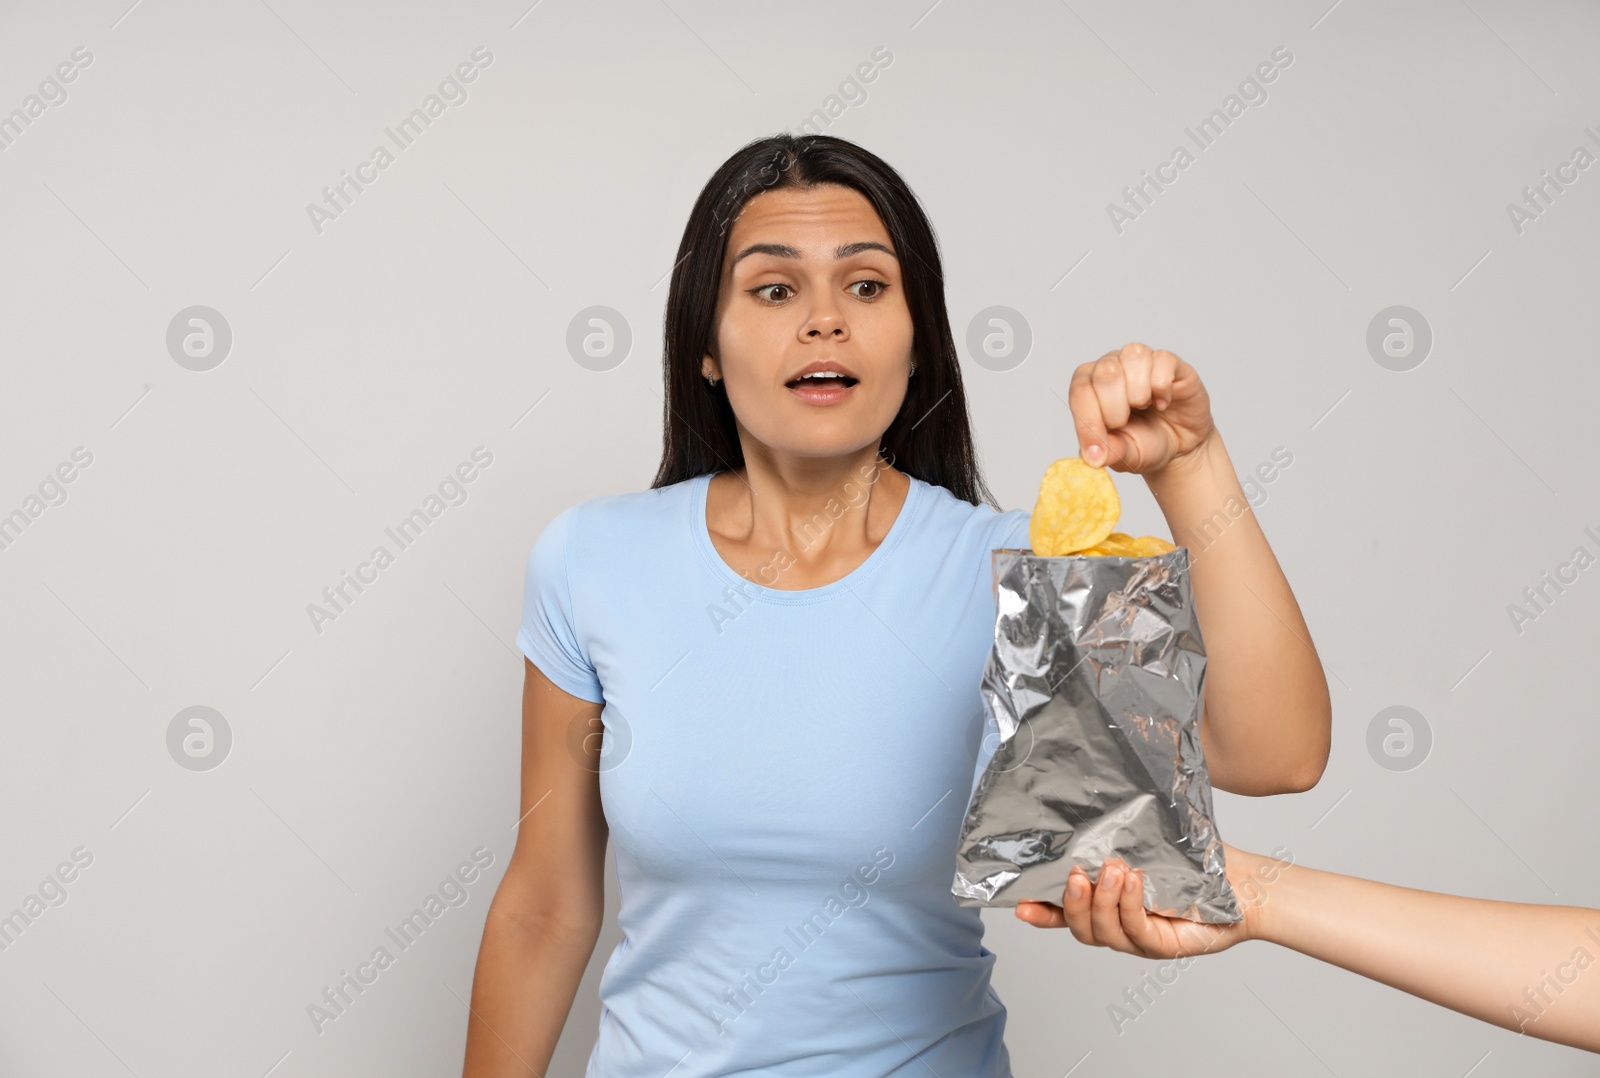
[649, 133, 1000, 510]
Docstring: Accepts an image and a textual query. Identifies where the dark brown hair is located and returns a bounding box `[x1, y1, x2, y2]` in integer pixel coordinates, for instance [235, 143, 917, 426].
[649, 133, 999, 509]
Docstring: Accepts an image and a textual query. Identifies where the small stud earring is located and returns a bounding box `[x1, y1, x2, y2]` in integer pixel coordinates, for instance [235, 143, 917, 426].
[909, 361, 918, 376]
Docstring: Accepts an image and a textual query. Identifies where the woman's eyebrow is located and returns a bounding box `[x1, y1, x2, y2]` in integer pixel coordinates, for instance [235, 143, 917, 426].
[729, 240, 896, 269]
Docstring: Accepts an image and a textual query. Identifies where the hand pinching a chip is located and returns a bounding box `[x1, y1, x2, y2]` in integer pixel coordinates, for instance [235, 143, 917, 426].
[1066, 343, 1214, 476]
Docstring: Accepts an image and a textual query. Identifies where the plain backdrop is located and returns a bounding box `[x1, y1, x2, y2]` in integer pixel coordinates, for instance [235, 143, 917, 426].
[1, 1, 1597, 1075]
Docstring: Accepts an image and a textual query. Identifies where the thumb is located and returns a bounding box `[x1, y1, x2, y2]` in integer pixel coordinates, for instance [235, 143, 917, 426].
[1105, 427, 1145, 471]
[1015, 902, 1066, 929]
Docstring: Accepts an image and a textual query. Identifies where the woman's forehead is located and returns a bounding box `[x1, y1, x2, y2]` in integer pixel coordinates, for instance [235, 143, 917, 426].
[727, 185, 892, 252]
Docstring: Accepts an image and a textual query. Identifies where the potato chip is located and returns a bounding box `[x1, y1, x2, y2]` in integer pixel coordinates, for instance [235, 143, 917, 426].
[1028, 458, 1120, 556]
[1128, 535, 1176, 556]
[1077, 538, 1127, 557]
[1080, 535, 1178, 557]
[1026, 459, 1181, 557]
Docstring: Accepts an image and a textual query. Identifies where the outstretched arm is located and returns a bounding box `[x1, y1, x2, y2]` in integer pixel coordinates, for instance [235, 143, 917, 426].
[1016, 845, 1600, 1054]
[1066, 343, 1331, 795]
[1249, 849, 1600, 1053]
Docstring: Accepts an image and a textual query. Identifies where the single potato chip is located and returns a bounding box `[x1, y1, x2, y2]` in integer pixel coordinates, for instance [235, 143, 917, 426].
[1095, 532, 1140, 555]
[1079, 534, 1178, 557]
[1029, 458, 1120, 556]
[1128, 535, 1176, 556]
[1025, 458, 1179, 558]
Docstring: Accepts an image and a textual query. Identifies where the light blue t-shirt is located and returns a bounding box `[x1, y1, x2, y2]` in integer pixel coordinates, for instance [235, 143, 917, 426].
[517, 469, 1031, 1077]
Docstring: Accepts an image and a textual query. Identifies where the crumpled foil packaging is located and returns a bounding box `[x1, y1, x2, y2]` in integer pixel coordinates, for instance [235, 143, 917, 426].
[952, 546, 1242, 924]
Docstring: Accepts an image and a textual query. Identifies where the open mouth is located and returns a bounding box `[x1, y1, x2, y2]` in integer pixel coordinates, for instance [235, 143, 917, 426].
[785, 373, 859, 389]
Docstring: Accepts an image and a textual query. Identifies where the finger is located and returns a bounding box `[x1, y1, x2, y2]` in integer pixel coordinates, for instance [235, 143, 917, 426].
[1169, 351, 1201, 401]
[1061, 865, 1097, 945]
[1091, 355, 1145, 469]
[1089, 861, 1136, 953]
[1118, 869, 1163, 956]
[1091, 354, 1131, 434]
[1150, 349, 1178, 410]
[1088, 356, 1139, 467]
[1015, 901, 1066, 929]
[1062, 864, 1092, 917]
[1067, 364, 1111, 468]
[1118, 342, 1154, 409]
[1106, 427, 1145, 474]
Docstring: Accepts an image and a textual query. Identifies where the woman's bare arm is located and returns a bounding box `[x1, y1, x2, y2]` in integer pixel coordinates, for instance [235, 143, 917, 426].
[1144, 432, 1331, 795]
[1064, 344, 1332, 795]
[1018, 844, 1600, 1054]
[1248, 849, 1600, 1053]
[461, 659, 610, 1077]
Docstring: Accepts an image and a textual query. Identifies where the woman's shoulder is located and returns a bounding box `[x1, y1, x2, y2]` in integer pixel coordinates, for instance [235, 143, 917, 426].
[537, 477, 699, 562]
[912, 475, 1030, 548]
[572, 478, 693, 522]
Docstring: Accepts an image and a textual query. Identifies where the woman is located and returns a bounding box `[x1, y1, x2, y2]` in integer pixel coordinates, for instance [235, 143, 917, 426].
[1018, 844, 1600, 1054]
[460, 133, 1332, 1076]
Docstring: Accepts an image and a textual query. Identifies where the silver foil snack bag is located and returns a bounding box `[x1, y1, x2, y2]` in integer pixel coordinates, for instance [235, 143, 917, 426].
[952, 546, 1242, 923]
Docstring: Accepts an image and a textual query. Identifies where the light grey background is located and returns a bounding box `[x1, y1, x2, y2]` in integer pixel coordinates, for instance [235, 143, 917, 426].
[1, 0, 1596, 1075]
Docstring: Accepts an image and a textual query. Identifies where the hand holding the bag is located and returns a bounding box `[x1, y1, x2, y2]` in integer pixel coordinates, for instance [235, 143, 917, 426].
[1014, 841, 1266, 960]
[1014, 839, 1600, 1053]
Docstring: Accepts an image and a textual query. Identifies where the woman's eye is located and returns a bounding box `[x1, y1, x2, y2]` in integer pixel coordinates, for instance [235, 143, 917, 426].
[750, 280, 888, 304]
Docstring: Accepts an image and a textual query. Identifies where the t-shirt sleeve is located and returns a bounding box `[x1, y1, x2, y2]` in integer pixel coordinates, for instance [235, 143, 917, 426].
[515, 505, 605, 703]
[974, 507, 1031, 601]
[995, 507, 1030, 550]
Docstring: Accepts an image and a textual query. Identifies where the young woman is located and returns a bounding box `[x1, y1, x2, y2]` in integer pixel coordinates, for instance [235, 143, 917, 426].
[460, 133, 1331, 1077]
[1019, 843, 1600, 1054]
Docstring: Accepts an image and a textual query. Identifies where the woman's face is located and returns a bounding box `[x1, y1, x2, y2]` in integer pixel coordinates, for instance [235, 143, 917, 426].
[704, 183, 914, 464]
